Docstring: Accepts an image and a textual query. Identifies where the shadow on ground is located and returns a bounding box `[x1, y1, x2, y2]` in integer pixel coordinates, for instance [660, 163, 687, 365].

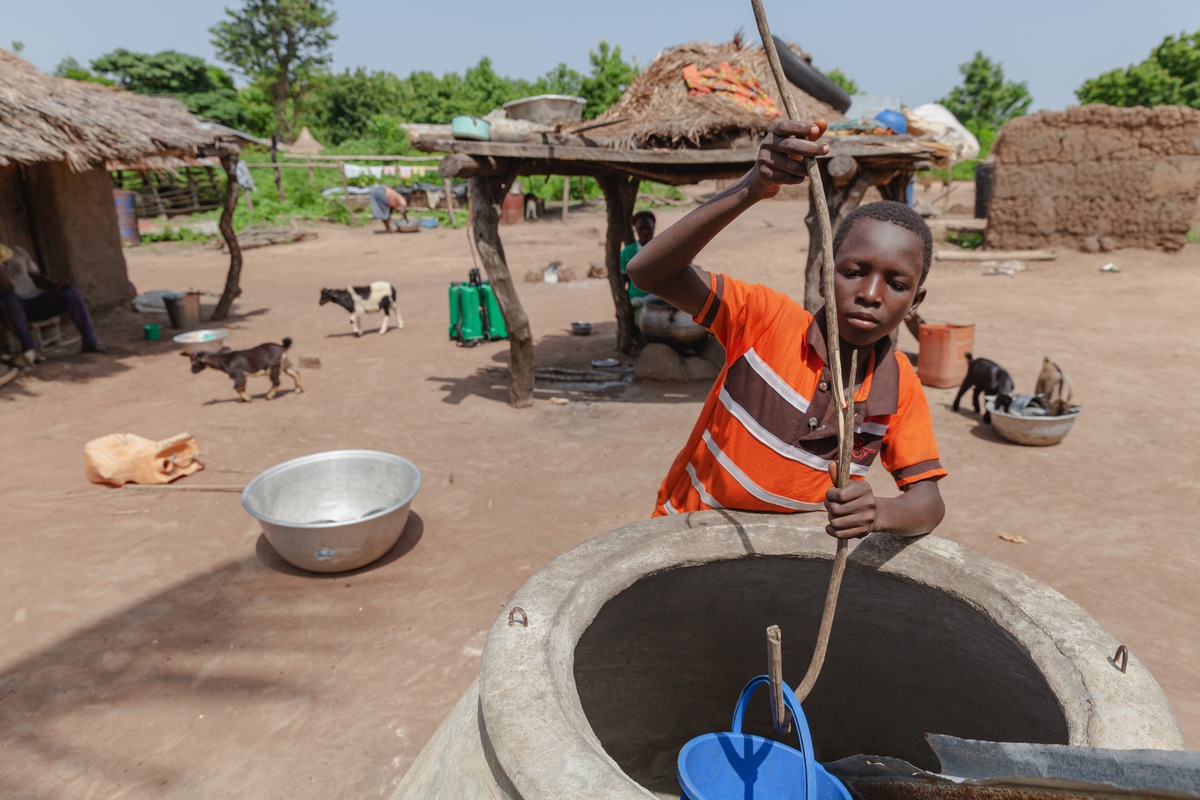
[0, 513, 424, 797]
[432, 320, 716, 406]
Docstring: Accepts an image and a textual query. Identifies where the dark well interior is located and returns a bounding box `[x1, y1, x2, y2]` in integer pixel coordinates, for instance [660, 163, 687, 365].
[574, 556, 1069, 793]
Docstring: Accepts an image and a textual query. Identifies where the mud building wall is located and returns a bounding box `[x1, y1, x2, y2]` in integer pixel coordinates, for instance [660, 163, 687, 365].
[988, 105, 1200, 251]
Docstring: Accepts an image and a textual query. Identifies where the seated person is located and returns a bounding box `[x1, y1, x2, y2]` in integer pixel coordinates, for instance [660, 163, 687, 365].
[0, 243, 108, 366]
[368, 184, 411, 232]
[619, 210, 656, 307]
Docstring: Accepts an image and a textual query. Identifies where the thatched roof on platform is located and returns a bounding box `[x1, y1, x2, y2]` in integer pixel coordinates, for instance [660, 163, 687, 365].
[0, 48, 212, 171]
[582, 39, 846, 150]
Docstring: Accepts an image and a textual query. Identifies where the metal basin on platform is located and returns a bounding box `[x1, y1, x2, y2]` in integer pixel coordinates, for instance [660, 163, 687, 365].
[242, 450, 421, 573]
[394, 512, 1183, 799]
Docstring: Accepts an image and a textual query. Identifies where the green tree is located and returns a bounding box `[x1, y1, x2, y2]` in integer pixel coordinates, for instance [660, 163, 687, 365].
[939, 51, 1032, 133]
[87, 49, 244, 126]
[1076, 31, 1199, 108]
[210, 0, 337, 140]
[53, 56, 114, 85]
[825, 68, 859, 97]
[312, 68, 404, 144]
[579, 41, 639, 118]
[532, 63, 585, 97]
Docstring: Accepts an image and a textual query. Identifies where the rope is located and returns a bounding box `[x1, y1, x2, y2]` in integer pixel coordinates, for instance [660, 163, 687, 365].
[752, 0, 858, 704]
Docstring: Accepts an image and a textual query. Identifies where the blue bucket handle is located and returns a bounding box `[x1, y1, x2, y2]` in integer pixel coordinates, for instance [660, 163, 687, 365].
[730, 676, 817, 800]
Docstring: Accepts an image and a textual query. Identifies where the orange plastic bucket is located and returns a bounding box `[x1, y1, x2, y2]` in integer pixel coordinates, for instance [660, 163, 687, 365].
[918, 323, 974, 388]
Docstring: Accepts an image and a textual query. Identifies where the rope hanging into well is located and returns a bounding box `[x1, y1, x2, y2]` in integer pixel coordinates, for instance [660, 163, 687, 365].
[751, 0, 859, 705]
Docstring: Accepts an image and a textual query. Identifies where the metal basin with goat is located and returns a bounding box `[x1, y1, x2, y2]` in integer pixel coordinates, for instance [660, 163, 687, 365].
[986, 399, 1082, 446]
[242, 450, 421, 572]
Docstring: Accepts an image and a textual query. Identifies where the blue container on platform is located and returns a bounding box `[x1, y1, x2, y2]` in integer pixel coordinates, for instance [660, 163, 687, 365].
[113, 189, 140, 245]
[874, 109, 908, 135]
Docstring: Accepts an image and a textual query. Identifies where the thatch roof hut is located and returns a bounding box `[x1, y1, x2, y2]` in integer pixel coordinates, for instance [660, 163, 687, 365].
[584, 39, 846, 150]
[287, 126, 325, 155]
[0, 48, 212, 171]
[0, 47, 218, 314]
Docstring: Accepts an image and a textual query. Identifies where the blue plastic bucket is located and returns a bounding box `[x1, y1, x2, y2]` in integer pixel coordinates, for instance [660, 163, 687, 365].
[678, 676, 851, 800]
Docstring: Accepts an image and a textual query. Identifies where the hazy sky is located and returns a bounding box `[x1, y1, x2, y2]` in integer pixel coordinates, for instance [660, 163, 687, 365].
[8, 0, 1198, 112]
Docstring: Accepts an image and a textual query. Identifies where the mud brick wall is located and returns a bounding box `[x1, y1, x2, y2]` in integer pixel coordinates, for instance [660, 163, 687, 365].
[988, 105, 1200, 251]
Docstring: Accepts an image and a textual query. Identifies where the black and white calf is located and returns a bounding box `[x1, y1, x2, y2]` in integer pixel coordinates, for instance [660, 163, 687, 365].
[184, 338, 303, 402]
[319, 282, 403, 336]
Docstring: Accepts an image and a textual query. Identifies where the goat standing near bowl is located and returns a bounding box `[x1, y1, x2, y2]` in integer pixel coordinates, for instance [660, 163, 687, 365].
[185, 338, 303, 402]
[320, 282, 403, 337]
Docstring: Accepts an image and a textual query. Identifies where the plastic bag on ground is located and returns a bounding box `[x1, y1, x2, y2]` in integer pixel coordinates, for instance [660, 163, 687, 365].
[84, 432, 203, 487]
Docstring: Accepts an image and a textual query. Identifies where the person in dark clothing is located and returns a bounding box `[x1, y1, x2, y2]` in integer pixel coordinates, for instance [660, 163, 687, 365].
[0, 243, 108, 366]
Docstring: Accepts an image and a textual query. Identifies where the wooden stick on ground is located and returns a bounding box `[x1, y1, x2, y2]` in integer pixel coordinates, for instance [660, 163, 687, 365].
[752, 0, 858, 704]
[120, 483, 246, 493]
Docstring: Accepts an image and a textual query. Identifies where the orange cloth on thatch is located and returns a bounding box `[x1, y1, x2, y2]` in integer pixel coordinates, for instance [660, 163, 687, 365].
[682, 62, 780, 117]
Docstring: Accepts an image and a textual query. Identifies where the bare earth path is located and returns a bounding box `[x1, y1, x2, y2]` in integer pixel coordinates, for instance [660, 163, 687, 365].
[1, 185, 1198, 798]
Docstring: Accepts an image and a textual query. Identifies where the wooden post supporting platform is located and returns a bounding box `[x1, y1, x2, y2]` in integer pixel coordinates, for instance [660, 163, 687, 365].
[212, 154, 244, 321]
[597, 175, 640, 355]
[468, 173, 535, 407]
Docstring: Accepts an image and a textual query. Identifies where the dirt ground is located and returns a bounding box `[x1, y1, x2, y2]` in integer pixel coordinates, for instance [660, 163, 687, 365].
[2, 182, 1198, 799]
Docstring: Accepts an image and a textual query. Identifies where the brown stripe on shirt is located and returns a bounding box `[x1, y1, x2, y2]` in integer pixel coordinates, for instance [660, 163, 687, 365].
[698, 273, 724, 329]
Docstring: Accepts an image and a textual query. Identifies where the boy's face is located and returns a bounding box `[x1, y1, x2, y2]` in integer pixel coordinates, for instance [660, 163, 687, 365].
[823, 218, 926, 348]
[633, 216, 655, 244]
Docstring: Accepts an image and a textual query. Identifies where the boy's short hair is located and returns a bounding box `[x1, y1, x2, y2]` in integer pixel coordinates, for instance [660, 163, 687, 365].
[833, 201, 933, 284]
[632, 210, 656, 223]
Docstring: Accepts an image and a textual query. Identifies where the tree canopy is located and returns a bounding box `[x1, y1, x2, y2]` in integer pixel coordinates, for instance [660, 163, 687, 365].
[211, 0, 337, 139]
[55, 49, 244, 128]
[1076, 31, 1199, 108]
[939, 51, 1032, 134]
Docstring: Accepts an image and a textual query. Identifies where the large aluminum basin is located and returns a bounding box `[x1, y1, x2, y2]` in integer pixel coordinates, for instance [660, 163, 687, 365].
[242, 450, 421, 572]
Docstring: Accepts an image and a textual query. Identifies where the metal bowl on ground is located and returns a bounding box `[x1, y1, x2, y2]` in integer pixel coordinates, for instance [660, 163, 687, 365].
[173, 328, 229, 354]
[242, 450, 422, 573]
[985, 399, 1082, 446]
[570, 321, 592, 336]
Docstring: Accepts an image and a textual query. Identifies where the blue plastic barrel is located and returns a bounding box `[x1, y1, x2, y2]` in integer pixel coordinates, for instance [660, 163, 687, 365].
[678, 676, 852, 800]
[113, 189, 140, 245]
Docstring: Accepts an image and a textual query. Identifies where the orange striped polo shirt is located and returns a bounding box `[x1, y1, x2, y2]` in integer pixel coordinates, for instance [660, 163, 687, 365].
[652, 273, 946, 517]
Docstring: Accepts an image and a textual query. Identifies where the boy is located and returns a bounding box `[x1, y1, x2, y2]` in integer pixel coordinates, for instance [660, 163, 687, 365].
[619, 210, 656, 307]
[628, 119, 945, 539]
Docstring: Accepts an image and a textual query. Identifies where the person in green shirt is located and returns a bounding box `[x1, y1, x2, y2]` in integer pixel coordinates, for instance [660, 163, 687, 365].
[619, 211, 655, 307]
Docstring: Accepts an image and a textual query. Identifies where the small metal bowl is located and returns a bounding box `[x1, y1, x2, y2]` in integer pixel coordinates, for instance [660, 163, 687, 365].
[242, 450, 422, 573]
[570, 321, 592, 336]
[173, 328, 229, 354]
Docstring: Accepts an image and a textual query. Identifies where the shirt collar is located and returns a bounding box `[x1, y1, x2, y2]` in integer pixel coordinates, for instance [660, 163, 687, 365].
[806, 307, 900, 417]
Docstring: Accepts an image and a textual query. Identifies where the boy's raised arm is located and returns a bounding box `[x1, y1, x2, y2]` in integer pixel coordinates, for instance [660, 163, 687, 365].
[627, 119, 829, 317]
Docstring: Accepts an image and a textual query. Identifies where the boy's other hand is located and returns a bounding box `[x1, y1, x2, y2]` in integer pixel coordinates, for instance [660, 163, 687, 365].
[824, 477, 877, 539]
[751, 119, 829, 200]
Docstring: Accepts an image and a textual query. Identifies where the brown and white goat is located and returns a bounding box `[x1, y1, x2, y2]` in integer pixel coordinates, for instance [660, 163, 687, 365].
[319, 282, 402, 336]
[184, 338, 303, 402]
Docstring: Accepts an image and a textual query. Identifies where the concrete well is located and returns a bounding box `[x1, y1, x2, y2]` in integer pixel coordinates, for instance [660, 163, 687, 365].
[394, 512, 1183, 799]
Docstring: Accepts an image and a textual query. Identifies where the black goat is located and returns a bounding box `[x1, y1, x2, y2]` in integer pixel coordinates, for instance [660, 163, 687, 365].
[953, 353, 1014, 424]
[184, 338, 303, 402]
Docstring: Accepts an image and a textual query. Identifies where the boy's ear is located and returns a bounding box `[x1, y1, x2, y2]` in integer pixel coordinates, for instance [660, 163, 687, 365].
[904, 286, 928, 320]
